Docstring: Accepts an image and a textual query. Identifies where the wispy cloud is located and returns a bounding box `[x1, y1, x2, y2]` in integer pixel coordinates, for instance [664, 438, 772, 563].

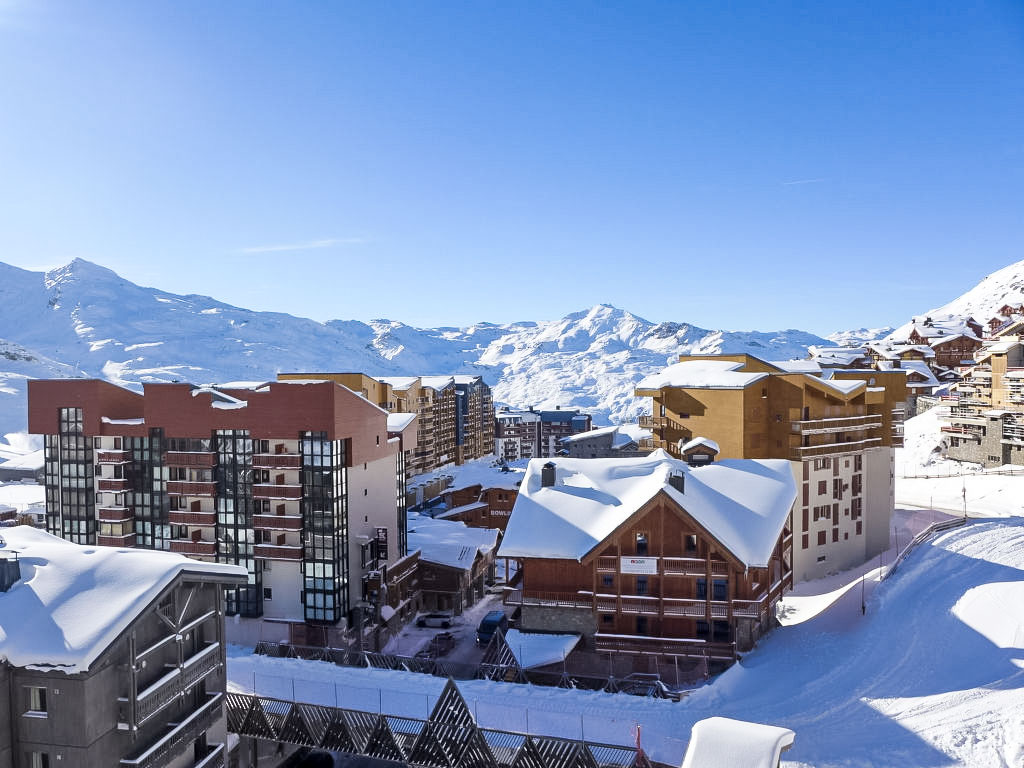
[235, 237, 366, 254]
[781, 178, 825, 186]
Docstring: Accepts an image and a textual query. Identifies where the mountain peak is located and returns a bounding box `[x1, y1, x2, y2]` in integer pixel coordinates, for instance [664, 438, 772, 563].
[44, 258, 121, 287]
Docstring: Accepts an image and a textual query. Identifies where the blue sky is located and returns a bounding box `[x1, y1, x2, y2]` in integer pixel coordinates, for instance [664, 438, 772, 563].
[1, 1, 1022, 335]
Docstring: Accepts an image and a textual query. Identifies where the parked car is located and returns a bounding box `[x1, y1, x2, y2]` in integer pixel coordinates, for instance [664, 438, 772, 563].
[416, 612, 453, 628]
[476, 610, 508, 645]
[416, 631, 456, 659]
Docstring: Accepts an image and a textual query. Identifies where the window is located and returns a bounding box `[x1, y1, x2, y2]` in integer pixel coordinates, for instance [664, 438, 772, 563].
[601, 574, 614, 588]
[696, 578, 707, 600]
[636, 616, 648, 635]
[635, 532, 648, 555]
[26, 686, 47, 715]
[28, 752, 49, 768]
[601, 614, 614, 625]
[263, 587, 273, 601]
[636, 576, 648, 595]
[817, 481, 827, 495]
[712, 579, 727, 601]
[685, 534, 697, 553]
[817, 531, 827, 546]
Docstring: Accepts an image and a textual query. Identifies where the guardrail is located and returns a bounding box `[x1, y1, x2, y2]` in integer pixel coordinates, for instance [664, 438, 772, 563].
[882, 518, 968, 581]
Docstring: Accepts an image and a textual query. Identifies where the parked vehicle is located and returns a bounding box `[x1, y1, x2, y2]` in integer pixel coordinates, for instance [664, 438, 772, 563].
[416, 612, 453, 628]
[476, 610, 508, 645]
[416, 631, 456, 658]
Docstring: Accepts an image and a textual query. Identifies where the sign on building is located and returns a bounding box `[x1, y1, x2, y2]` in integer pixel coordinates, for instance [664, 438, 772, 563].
[620, 556, 658, 575]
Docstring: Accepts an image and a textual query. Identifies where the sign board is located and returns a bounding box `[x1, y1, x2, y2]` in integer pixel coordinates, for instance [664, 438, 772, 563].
[620, 556, 658, 575]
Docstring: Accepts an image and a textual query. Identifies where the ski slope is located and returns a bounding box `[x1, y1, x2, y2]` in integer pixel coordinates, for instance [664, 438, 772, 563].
[229, 518, 1024, 767]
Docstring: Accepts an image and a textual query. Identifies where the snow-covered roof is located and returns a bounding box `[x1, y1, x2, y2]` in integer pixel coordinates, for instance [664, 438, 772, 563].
[0, 483, 45, 513]
[636, 360, 769, 391]
[406, 511, 499, 570]
[451, 375, 487, 385]
[419, 375, 455, 391]
[504, 630, 581, 669]
[101, 416, 145, 425]
[0, 526, 246, 673]
[498, 450, 796, 567]
[769, 359, 823, 373]
[809, 376, 865, 396]
[560, 424, 650, 449]
[680, 716, 795, 768]
[680, 436, 720, 454]
[868, 343, 935, 360]
[379, 376, 419, 391]
[435, 501, 489, 520]
[386, 412, 417, 433]
[878, 360, 939, 389]
[806, 346, 869, 367]
[975, 339, 1022, 361]
[425, 457, 526, 494]
[0, 449, 43, 471]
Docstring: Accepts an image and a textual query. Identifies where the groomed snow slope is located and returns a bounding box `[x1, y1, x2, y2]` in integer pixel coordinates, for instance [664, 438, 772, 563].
[230, 518, 1024, 767]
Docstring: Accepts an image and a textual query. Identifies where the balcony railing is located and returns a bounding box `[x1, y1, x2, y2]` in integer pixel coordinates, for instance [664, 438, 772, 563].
[120, 693, 222, 768]
[166, 481, 217, 497]
[791, 414, 882, 435]
[98, 506, 133, 522]
[594, 633, 735, 661]
[254, 544, 303, 561]
[252, 453, 302, 469]
[252, 484, 302, 500]
[662, 557, 711, 576]
[253, 514, 303, 531]
[637, 415, 655, 429]
[192, 744, 225, 768]
[168, 510, 216, 527]
[164, 452, 216, 468]
[132, 643, 221, 725]
[98, 478, 129, 492]
[98, 533, 136, 547]
[96, 450, 131, 464]
[170, 539, 217, 556]
[792, 437, 882, 459]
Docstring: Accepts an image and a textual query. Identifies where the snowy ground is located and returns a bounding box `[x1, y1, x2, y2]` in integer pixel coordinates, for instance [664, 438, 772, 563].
[229, 517, 1024, 767]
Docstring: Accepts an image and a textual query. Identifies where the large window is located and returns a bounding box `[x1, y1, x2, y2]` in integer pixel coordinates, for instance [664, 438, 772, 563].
[26, 686, 47, 715]
[215, 430, 261, 617]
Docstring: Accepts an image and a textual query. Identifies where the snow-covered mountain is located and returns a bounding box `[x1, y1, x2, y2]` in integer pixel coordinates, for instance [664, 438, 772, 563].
[883, 258, 1024, 342]
[0, 258, 834, 436]
[825, 327, 893, 346]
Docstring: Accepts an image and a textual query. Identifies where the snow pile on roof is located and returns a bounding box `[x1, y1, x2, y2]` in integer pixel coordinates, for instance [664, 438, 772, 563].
[868, 342, 936, 360]
[499, 450, 795, 567]
[0, 448, 43, 471]
[810, 376, 866, 396]
[379, 376, 419, 391]
[806, 346, 869, 367]
[769, 359, 823, 373]
[0, 526, 246, 673]
[386, 412, 417, 432]
[419, 375, 455, 391]
[504, 630, 580, 669]
[407, 511, 499, 570]
[560, 424, 650, 448]
[680, 716, 794, 768]
[878, 360, 939, 389]
[680, 436, 720, 454]
[0, 482, 45, 512]
[428, 456, 526, 494]
[636, 359, 768, 390]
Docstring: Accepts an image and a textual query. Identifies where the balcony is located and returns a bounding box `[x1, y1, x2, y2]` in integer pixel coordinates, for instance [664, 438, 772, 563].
[168, 510, 216, 527]
[96, 450, 130, 464]
[254, 544, 303, 561]
[637, 415, 655, 429]
[193, 744, 225, 768]
[98, 478, 129, 492]
[120, 692, 223, 768]
[131, 643, 222, 726]
[791, 414, 882, 435]
[254, 514, 303, 531]
[253, 453, 302, 469]
[594, 633, 734, 660]
[98, 533, 136, 547]
[164, 451, 216, 468]
[98, 506, 133, 522]
[166, 481, 217, 497]
[661, 597, 709, 617]
[662, 557, 710, 576]
[792, 437, 882, 460]
[252, 484, 302, 500]
[170, 539, 217, 556]
[502, 589, 591, 609]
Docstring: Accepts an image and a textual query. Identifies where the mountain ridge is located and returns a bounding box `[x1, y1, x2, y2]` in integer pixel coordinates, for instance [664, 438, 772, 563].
[0, 258, 835, 436]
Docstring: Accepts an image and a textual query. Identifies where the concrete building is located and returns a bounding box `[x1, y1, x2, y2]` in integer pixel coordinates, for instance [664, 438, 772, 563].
[499, 452, 795, 666]
[635, 355, 906, 582]
[0, 525, 245, 768]
[27, 378, 405, 645]
[559, 424, 652, 459]
[494, 407, 592, 462]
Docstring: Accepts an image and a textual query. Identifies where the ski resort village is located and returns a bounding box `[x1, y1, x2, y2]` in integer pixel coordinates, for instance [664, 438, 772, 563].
[1, 257, 1024, 768]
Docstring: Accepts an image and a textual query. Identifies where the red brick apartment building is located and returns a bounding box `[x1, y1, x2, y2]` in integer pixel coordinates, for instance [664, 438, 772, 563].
[28, 378, 405, 644]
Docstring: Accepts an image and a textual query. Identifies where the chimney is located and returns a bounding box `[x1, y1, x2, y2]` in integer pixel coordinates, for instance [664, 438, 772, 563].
[668, 472, 685, 494]
[541, 462, 557, 488]
[0, 552, 21, 593]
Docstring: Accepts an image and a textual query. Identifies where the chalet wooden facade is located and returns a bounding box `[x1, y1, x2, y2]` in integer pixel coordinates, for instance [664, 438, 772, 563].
[499, 452, 796, 668]
[441, 483, 518, 532]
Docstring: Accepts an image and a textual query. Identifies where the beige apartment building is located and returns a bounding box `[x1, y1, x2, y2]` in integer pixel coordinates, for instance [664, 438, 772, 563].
[278, 373, 494, 478]
[635, 354, 906, 582]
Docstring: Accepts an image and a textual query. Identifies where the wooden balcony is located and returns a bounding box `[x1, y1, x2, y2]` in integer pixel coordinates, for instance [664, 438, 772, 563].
[168, 510, 216, 527]
[594, 633, 735, 661]
[166, 481, 217, 497]
[98, 506, 133, 522]
[96, 450, 130, 464]
[792, 437, 882, 460]
[98, 478, 129, 492]
[254, 544, 303, 561]
[662, 557, 709, 576]
[98, 533, 136, 547]
[170, 539, 217, 556]
[253, 453, 302, 469]
[164, 451, 216, 468]
[791, 414, 882, 435]
[502, 589, 591, 609]
[252, 484, 302, 500]
[254, 514, 303, 531]
[637, 415, 655, 429]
